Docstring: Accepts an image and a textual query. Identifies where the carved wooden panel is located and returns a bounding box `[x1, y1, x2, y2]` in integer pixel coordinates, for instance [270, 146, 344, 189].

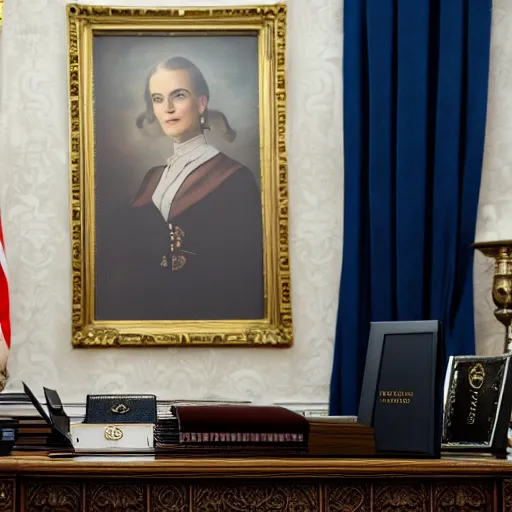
[85, 482, 144, 512]
[10, 475, 505, 512]
[193, 483, 319, 511]
[504, 479, 512, 512]
[373, 483, 430, 512]
[324, 484, 370, 512]
[0, 480, 14, 512]
[25, 480, 81, 512]
[150, 484, 188, 511]
[434, 482, 494, 511]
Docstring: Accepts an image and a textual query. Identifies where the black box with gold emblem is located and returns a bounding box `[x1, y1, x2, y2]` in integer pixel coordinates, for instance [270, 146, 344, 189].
[442, 354, 512, 456]
[84, 394, 157, 424]
[357, 320, 445, 458]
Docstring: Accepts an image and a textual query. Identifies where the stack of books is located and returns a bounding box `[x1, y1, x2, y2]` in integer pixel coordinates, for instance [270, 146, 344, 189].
[0, 391, 55, 456]
[0, 392, 33, 455]
[154, 404, 309, 458]
[0, 386, 73, 456]
[154, 403, 180, 448]
[0, 389, 376, 459]
[154, 405, 375, 458]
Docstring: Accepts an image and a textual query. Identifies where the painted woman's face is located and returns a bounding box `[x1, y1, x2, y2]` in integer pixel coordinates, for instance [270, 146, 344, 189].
[149, 68, 207, 143]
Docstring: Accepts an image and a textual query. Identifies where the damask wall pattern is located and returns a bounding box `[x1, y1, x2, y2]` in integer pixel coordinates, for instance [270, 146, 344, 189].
[0, 0, 344, 403]
[0, 0, 508, 404]
[474, 0, 512, 356]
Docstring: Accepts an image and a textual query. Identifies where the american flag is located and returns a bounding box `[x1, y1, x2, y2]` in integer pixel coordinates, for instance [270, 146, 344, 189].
[0, 212, 10, 372]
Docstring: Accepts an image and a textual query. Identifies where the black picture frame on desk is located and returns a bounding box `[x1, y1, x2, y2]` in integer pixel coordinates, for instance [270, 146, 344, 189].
[357, 320, 444, 458]
[442, 354, 512, 457]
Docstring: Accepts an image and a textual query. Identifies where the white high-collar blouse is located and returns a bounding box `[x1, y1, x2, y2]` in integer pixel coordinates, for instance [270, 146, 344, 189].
[152, 133, 219, 222]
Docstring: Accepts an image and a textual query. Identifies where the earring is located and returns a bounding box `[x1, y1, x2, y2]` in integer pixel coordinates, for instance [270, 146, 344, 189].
[200, 114, 205, 128]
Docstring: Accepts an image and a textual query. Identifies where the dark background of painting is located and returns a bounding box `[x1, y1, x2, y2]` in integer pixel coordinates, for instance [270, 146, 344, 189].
[93, 34, 260, 213]
[92, 34, 262, 320]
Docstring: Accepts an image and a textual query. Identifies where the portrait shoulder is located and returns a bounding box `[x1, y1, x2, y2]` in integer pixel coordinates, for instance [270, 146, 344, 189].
[130, 164, 166, 207]
[214, 152, 252, 176]
[208, 153, 259, 197]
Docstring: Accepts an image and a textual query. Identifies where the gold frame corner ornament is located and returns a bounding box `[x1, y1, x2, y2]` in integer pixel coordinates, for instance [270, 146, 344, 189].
[67, 5, 291, 348]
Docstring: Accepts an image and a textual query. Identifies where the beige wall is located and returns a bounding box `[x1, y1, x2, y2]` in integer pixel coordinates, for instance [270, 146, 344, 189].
[0, 0, 509, 404]
[474, 0, 512, 355]
[0, 0, 343, 403]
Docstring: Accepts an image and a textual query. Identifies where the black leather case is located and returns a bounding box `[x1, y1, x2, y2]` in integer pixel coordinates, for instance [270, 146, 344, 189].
[84, 394, 157, 424]
[358, 320, 444, 458]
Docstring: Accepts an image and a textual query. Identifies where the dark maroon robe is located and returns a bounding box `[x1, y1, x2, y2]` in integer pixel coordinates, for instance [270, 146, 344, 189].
[95, 153, 264, 321]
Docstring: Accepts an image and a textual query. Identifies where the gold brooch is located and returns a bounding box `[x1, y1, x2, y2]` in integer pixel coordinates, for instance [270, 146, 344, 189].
[161, 225, 195, 271]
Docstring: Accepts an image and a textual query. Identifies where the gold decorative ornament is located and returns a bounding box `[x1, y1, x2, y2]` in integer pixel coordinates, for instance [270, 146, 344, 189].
[472, 241, 512, 353]
[110, 403, 130, 415]
[168, 225, 189, 271]
[67, 5, 291, 348]
[468, 362, 485, 390]
[104, 426, 123, 441]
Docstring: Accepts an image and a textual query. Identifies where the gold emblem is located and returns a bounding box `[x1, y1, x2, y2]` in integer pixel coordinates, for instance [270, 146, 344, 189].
[111, 403, 130, 415]
[104, 425, 123, 441]
[468, 363, 485, 390]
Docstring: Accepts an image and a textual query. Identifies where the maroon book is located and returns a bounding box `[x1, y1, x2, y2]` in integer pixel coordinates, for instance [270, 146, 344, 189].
[173, 405, 309, 445]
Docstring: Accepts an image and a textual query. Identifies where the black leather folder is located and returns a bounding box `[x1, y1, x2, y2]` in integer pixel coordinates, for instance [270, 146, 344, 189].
[357, 320, 444, 458]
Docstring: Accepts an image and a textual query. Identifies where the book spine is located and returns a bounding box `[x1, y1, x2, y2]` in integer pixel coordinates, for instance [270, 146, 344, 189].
[179, 432, 304, 443]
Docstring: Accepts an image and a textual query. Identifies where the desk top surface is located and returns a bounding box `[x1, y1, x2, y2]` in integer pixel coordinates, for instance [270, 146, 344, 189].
[0, 456, 511, 478]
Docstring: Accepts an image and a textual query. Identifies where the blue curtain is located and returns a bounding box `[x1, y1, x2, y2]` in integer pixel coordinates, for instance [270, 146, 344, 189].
[329, 0, 492, 415]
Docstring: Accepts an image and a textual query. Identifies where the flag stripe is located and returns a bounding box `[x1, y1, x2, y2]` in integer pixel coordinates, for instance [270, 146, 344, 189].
[0, 236, 8, 281]
[0, 214, 10, 352]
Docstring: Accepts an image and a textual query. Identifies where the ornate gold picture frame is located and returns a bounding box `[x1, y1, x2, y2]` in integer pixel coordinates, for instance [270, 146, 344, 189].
[67, 4, 291, 348]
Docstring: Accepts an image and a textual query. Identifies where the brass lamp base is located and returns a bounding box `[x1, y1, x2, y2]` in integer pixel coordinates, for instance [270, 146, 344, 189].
[472, 240, 512, 353]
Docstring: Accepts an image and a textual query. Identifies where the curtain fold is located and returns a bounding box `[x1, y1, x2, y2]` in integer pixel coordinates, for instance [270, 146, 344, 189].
[330, 0, 492, 415]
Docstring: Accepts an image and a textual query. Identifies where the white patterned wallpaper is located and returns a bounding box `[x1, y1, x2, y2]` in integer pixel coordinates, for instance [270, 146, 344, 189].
[0, 0, 343, 403]
[0, 0, 508, 404]
[474, 0, 512, 356]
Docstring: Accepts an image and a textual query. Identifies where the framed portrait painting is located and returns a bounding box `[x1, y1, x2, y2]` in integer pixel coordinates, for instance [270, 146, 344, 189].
[67, 4, 291, 347]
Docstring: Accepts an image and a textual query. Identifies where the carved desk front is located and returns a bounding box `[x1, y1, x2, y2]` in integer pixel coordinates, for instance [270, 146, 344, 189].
[0, 456, 511, 511]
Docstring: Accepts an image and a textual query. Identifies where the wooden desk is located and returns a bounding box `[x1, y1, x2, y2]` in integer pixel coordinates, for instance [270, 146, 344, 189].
[0, 456, 511, 511]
